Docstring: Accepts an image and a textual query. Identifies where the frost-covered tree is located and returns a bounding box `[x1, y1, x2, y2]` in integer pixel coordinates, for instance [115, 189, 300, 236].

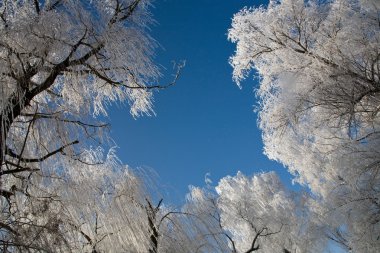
[4, 145, 207, 252]
[215, 172, 324, 253]
[185, 171, 326, 253]
[229, 0, 380, 251]
[0, 0, 162, 171]
[0, 0, 183, 188]
[0, 0, 183, 251]
[1, 148, 150, 252]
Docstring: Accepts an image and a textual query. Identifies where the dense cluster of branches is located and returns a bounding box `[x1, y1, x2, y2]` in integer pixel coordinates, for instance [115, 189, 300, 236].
[229, 0, 380, 252]
[0, 0, 185, 251]
[0, 0, 378, 252]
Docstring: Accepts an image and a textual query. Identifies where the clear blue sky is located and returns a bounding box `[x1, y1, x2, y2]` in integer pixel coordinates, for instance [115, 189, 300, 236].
[107, 0, 297, 202]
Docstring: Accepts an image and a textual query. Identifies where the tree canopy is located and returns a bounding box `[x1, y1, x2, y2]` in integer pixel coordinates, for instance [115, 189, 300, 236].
[0, 0, 170, 251]
[229, 0, 379, 251]
[0, 0, 378, 252]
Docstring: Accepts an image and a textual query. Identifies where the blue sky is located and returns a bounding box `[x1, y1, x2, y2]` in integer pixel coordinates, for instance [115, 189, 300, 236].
[107, 0, 297, 202]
